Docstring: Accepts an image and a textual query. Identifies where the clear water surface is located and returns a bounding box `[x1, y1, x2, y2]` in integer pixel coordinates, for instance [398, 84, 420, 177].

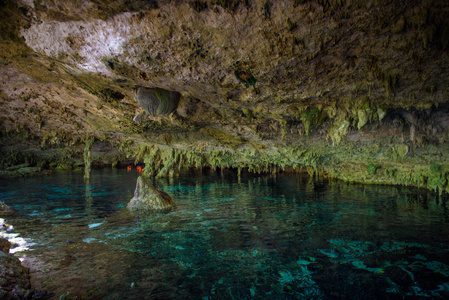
[1, 168, 449, 299]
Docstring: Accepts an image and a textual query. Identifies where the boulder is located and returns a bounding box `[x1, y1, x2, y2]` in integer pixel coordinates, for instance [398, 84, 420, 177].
[0, 238, 31, 298]
[127, 176, 174, 210]
[0, 238, 54, 299]
[0, 239, 53, 299]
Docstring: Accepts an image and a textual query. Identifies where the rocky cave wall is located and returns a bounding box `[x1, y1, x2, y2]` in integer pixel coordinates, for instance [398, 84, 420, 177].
[0, 0, 449, 193]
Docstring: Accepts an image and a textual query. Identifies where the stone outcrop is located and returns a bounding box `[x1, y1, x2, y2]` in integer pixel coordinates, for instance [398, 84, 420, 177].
[0, 163, 52, 179]
[127, 176, 174, 210]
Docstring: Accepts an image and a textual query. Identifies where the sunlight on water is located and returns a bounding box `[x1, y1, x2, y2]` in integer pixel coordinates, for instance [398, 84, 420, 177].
[1, 169, 449, 299]
[0, 218, 35, 254]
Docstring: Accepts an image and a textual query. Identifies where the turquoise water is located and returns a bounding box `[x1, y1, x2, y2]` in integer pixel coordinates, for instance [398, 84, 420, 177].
[1, 169, 449, 299]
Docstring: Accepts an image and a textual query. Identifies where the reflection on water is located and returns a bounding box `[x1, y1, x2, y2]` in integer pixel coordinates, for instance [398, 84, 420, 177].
[1, 169, 449, 299]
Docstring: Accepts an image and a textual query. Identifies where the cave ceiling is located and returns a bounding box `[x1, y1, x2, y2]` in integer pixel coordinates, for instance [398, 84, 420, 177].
[1, 0, 449, 190]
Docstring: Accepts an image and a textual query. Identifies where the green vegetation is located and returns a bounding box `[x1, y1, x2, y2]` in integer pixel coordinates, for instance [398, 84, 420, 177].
[301, 107, 324, 137]
[366, 163, 380, 175]
[430, 163, 441, 173]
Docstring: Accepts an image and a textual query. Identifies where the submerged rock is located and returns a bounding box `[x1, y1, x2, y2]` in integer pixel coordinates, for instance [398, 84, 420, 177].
[127, 176, 174, 210]
[0, 237, 53, 299]
[0, 238, 12, 253]
[0, 202, 14, 215]
[0, 245, 30, 299]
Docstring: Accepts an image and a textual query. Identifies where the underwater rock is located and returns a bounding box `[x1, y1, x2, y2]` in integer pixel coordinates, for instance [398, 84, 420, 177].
[135, 87, 180, 119]
[0, 249, 53, 299]
[0, 247, 30, 299]
[0, 237, 51, 299]
[127, 176, 174, 210]
[0, 202, 14, 215]
[0, 238, 12, 253]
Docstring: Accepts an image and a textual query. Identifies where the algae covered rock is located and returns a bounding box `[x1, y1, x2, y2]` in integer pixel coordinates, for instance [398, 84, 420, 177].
[127, 176, 174, 210]
[0, 237, 47, 299]
[0, 165, 51, 179]
[135, 87, 180, 118]
[397, 144, 410, 158]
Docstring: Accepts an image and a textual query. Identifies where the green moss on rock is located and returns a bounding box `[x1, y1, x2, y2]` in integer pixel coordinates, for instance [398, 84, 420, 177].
[127, 176, 174, 210]
[301, 107, 323, 137]
[366, 163, 380, 175]
[328, 119, 350, 145]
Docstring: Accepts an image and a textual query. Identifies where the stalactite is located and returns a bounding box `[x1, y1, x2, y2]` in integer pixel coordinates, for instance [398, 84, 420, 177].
[409, 124, 416, 158]
[83, 137, 94, 181]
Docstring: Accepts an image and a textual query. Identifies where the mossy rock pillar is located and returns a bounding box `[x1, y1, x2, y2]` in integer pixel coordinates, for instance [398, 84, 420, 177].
[83, 137, 94, 181]
[127, 176, 174, 210]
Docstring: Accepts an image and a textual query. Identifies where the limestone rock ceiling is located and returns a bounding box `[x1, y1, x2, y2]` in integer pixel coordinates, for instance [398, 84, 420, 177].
[1, 0, 449, 192]
[19, 0, 449, 106]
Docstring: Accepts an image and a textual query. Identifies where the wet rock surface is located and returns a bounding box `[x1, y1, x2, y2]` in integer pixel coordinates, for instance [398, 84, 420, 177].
[0, 238, 53, 299]
[0, 238, 12, 253]
[128, 176, 174, 210]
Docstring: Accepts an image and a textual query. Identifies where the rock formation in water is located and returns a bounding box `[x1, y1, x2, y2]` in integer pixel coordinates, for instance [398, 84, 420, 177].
[0, 202, 14, 215]
[127, 176, 174, 210]
[0, 239, 30, 298]
[0, 237, 53, 299]
[0, 0, 449, 193]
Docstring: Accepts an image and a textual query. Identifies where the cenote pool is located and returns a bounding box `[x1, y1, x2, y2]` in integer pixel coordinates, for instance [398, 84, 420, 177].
[1, 169, 449, 299]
